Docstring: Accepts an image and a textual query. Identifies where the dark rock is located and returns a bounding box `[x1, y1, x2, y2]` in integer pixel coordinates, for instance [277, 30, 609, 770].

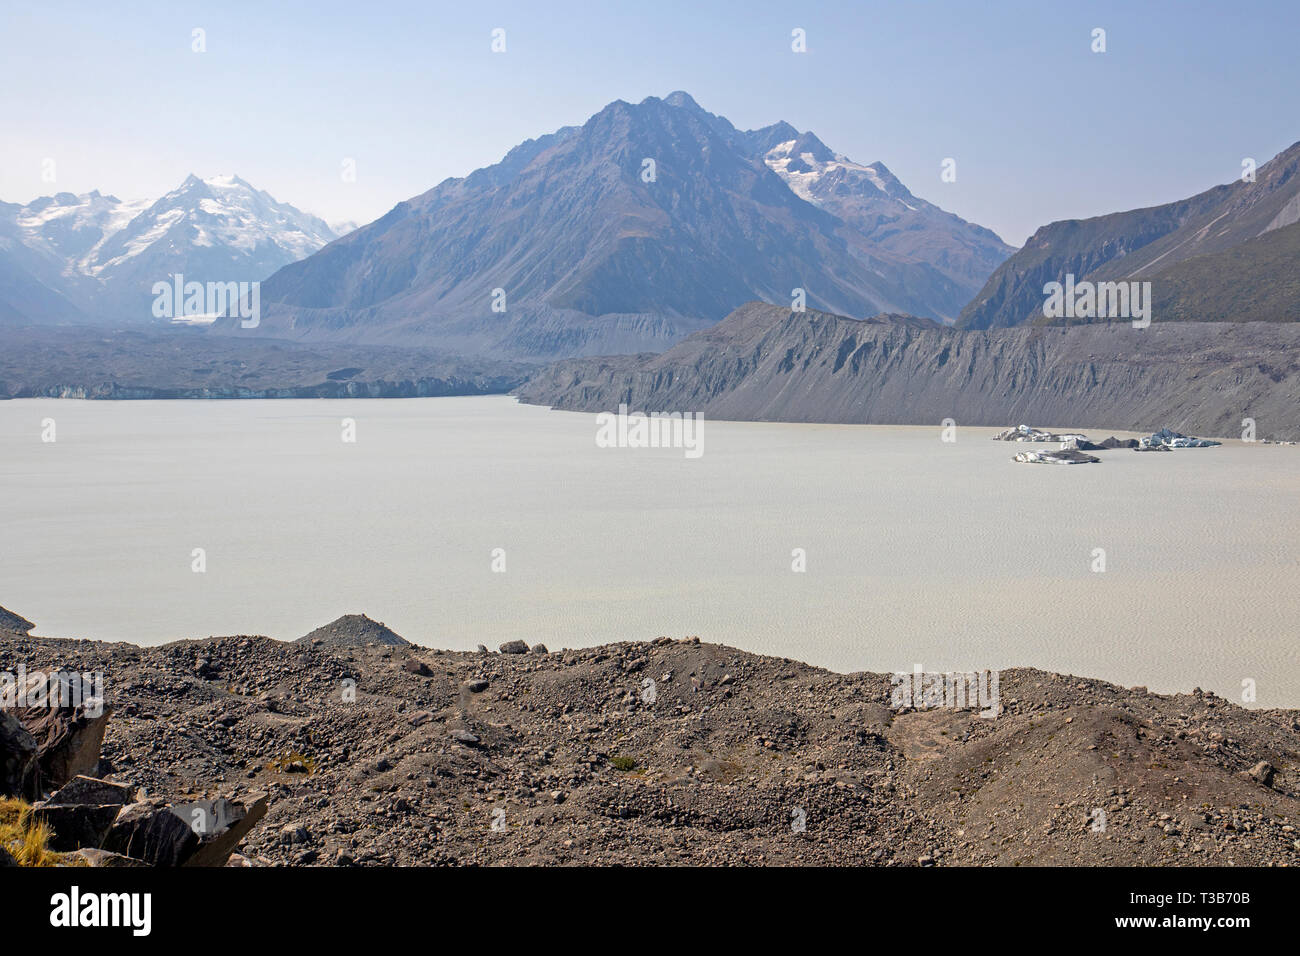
[278, 824, 310, 845]
[0, 710, 39, 799]
[402, 659, 432, 677]
[450, 730, 481, 746]
[46, 774, 134, 806]
[29, 801, 123, 851]
[499, 640, 529, 655]
[181, 792, 268, 867]
[102, 800, 200, 866]
[531, 644, 549, 655]
[466, 679, 489, 693]
[98, 792, 267, 867]
[0, 845, 18, 866]
[17, 690, 113, 790]
[1249, 761, 1275, 787]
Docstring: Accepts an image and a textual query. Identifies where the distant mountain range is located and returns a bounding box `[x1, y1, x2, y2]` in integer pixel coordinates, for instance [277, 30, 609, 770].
[517, 302, 1300, 440]
[959, 141, 1300, 329]
[0, 175, 343, 325]
[226, 92, 1014, 360]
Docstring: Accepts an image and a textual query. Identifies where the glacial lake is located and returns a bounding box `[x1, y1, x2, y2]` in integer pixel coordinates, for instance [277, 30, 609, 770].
[2, 395, 1298, 706]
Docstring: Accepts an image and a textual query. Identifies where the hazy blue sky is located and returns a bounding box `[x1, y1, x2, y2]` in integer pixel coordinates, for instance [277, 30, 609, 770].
[3, 0, 1297, 244]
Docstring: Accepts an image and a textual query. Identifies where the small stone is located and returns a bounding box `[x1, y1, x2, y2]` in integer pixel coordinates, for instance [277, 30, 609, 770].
[466, 679, 489, 693]
[451, 730, 481, 746]
[279, 825, 310, 845]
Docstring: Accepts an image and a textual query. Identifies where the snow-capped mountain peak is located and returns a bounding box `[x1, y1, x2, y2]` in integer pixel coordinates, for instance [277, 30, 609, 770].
[112, 173, 336, 265]
[764, 139, 914, 208]
[3, 175, 341, 323]
[13, 191, 151, 275]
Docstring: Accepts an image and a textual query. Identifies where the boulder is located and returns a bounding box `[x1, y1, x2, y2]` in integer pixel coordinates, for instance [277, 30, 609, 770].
[102, 800, 199, 866]
[104, 793, 270, 868]
[499, 640, 529, 655]
[179, 792, 269, 867]
[29, 802, 123, 852]
[0, 710, 40, 799]
[29, 775, 140, 852]
[17, 689, 113, 790]
[1249, 761, 1275, 787]
[46, 774, 135, 807]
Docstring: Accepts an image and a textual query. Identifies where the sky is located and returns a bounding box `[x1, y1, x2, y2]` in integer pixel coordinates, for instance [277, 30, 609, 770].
[2, 0, 1297, 245]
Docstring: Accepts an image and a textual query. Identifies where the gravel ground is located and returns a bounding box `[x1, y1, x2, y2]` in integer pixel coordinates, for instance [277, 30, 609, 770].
[2, 625, 1297, 866]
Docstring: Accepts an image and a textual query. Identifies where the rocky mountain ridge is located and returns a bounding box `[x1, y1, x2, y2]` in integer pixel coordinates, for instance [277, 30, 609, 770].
[958, 141, 1300, 329]
[225, 92, 1013, 359]
[516, 302, 1300, 440]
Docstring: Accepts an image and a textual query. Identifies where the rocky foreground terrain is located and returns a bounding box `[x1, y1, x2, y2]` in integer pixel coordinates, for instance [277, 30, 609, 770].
[3, 609, 1299, 866]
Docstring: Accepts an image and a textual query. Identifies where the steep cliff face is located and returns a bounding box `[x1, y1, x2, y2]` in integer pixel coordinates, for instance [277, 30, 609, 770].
[516, 303, 1300, 440]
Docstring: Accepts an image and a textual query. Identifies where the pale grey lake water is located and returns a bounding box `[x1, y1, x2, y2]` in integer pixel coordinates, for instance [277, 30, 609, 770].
[2, 395, 1298, 706]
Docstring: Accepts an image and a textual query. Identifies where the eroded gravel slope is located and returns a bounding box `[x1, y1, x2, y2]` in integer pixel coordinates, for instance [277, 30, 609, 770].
[3, 631, 1297, 866]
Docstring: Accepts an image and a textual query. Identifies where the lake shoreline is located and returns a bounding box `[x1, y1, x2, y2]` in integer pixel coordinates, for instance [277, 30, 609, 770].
[5, 392, 1283, 445]
[5, 396, 1297, 706]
